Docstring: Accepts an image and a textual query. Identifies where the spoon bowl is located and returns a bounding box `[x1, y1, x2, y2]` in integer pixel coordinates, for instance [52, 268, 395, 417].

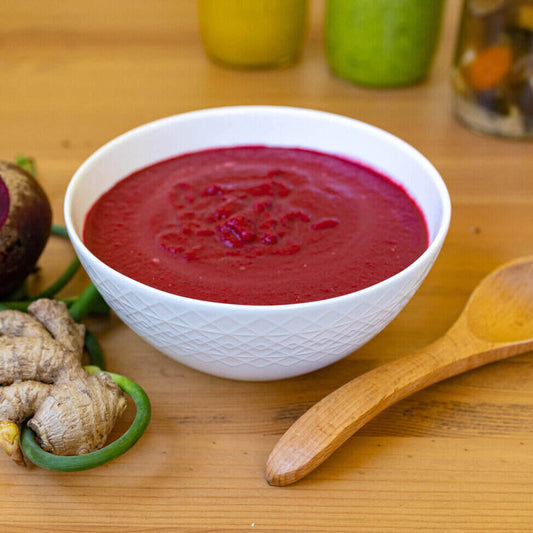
[465, 258, 533, 343]
[266, 256, 533, 486]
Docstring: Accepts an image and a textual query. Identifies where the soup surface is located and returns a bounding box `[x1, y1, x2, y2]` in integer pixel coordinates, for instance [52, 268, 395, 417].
[84, 146, 428, 305]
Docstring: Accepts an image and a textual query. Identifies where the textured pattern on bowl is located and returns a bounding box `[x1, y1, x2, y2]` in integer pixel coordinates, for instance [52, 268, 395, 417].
[65, 107, 450, 381]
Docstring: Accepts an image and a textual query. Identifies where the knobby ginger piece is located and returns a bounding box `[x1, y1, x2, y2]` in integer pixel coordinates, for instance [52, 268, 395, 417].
[0, 299, 127, 462]
[29, 373, 127, 456]
[0, 381, 51, 423]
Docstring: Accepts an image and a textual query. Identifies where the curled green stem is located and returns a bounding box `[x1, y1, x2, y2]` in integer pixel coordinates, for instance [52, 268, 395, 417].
[66, 282, 110, 369]
[37, 225, 82, 299]
[36, 257, 81, 299]
[20, 367, 151, 472]
[0, 297, 79, 312]
[0, 258, 82, 307]
[84, 330, 106, 369]
[0, 291, 109, 317]
[68, 283, 105, 322]
[0, 301, 29, 312]
[51, 224, 69, 238]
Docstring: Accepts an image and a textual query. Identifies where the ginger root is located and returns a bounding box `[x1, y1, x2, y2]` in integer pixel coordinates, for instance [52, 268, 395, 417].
[0, 299, 127, 464]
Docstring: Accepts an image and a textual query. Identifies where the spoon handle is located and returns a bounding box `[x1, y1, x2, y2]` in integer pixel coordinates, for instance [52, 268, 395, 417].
[266, 331, 532, 486]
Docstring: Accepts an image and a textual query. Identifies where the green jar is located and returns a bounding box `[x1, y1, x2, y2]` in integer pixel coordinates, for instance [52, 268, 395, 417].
[325, 0, 444, 87]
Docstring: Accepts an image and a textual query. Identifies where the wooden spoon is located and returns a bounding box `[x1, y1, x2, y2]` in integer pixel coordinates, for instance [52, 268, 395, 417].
[266, 256, 533, 486]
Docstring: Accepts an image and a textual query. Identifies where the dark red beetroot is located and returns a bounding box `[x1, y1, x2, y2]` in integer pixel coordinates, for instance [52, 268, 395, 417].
[0, 161, 52, 296]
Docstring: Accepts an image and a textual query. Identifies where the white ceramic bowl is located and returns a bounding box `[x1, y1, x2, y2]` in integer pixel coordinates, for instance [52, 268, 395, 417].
[64, 106, 450, 381]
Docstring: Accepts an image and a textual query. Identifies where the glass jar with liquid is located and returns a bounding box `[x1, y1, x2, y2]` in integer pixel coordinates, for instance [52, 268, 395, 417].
[453, 0, 533, 138]
[198, 0, 309, 69]
[325, 0, 444, 87]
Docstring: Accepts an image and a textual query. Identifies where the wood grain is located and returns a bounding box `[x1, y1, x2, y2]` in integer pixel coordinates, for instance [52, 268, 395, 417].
[266, 258, 533, 486]
[1, 0, 533, 530]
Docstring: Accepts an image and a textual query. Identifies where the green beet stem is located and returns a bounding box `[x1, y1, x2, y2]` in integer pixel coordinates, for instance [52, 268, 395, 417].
[68, 283, 102, 322]
[14, 154, 36, 177]
[51, 224, 69, 238]
[84, 329, 106, 369]
[36, 257, 81, 299]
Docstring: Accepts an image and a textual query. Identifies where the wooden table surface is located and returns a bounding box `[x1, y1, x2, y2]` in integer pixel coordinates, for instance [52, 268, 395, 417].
[2, 1, 533, 531]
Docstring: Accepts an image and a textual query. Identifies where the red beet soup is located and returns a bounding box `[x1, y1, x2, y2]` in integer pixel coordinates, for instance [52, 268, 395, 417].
[83, 146, 428, 305]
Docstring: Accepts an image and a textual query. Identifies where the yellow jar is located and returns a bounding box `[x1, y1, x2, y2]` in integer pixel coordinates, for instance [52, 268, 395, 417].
[198, 0, 309, 69]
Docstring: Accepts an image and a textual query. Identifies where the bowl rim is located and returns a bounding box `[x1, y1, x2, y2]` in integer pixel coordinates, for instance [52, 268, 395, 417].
[64, 105, 451, 312]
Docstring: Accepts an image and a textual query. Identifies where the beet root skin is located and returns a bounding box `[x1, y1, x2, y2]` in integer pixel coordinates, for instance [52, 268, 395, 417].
[0, 161, 52, 296]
